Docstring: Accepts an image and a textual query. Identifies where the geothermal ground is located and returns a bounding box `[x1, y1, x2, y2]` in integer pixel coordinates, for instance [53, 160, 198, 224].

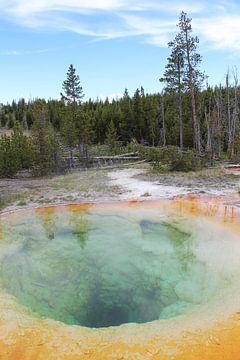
[1, 163, 240, 212]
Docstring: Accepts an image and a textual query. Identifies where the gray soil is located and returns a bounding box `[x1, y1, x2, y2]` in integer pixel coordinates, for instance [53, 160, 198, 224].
[137, 170, 240, 193]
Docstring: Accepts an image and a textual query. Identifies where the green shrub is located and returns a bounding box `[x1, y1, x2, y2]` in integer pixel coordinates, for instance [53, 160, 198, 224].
[0, 123, 35, 178]
[0, 198, 7, 210]
[233, 135, 240, 163]
[170, 149, 202, 172]
[135, 145, 178, 169]
[0, 135, 20, 177]
[128, 141, 203, 172]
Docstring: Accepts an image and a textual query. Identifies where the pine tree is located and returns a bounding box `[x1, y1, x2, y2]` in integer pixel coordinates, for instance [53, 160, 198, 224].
[160, 46, 184, 149]
[105, 119, 118, 151]
[60, 101, 76, 166]
[12, 122, 33, 169]
[166, 11, 204, 153]
[31, 100, 62, 175]
[133, 88, 145, 141]
[61, 64, 85, 166]
[0, 135, 20, 177]
[75, 108, 93, 165]
[61, 64, 84, 106]
[120, 89, 134, 142]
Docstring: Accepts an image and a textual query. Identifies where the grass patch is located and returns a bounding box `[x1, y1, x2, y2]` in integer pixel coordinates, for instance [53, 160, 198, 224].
[49, 170, 109, 192]
[17, 201, 27, 206]
[10, 191, 36, 203]
[0, 191, 37, 210]
[0, 198, 8, 211]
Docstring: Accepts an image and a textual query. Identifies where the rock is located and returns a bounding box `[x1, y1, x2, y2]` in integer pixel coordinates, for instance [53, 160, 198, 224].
[141, 192, 151, 197]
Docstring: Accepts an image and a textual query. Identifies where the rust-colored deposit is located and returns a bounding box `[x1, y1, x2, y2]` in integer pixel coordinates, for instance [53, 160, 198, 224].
[0, 197, 240, 360]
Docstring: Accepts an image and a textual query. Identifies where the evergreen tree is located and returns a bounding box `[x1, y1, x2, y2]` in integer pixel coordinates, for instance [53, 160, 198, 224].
[144, 96, 159, 146]
[120, 89, 134, 142]
[60, 105, 76, 166]
[31, 100, 62, 175]
[0, 122, 32, 178]
[0, 135, 20, 177]
[0, 112, 7, 127]
[133, 88, 145, 141]
[8, 113, 15, 129]
[160, 46, 185, 148]
[75, 108, 93, 165]
[61, 64, 84, 106]
[12, 122, 33, 169]
[169, 11, 204, 153]
[105, 119, 118, 151]
[61, 64, 85, 166]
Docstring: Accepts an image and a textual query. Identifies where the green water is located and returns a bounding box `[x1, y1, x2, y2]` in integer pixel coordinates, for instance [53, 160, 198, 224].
[0, 205, 225, 328]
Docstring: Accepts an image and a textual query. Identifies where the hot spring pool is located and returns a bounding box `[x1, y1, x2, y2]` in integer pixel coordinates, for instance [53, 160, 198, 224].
[1, 199, 240, 360]
[0, 200, 239, 329]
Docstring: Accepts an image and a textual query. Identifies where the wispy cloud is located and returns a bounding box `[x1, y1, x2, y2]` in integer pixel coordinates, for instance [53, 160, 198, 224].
[195, 15, 240, 51]
[0, 50, 22, 56]
[121, 14, 175, 46]
[3, 0, 125, 15]
[1, 0, 240, 51]
[0, 48, 57, 56]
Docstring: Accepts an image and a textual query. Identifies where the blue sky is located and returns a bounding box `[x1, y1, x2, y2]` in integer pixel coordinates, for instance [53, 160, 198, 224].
[0, 0, 240, 103]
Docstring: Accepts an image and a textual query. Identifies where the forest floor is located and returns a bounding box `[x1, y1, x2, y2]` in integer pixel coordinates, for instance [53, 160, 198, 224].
[0, 163, 240, 212]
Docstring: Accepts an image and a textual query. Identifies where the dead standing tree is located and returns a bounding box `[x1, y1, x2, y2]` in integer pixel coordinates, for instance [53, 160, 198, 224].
[226, 69, 239, 158]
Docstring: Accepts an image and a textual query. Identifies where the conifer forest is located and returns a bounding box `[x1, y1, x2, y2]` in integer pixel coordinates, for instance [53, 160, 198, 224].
[1, 12, 240, 177]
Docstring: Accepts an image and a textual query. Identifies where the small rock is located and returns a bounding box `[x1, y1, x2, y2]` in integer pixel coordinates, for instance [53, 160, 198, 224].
[141, 192, 151, 197]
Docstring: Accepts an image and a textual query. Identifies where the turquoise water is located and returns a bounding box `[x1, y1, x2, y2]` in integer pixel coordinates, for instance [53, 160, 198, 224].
[0, 205, 224, 328]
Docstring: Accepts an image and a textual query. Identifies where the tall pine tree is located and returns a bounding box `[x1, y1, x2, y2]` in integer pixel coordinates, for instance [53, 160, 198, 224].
[162, 12, 204, 153]
[61, 64, 84, 106]
[61, 64, 85, 166]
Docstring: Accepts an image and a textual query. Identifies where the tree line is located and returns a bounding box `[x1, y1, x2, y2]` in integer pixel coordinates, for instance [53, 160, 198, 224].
[1, 11, 240, 177]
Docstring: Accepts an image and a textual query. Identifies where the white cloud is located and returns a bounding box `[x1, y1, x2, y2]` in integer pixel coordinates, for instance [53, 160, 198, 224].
[1, 0, 240, 52]
[133, 1, 205, 14]
[195, 15, 240, 51]
[121, 14, 175, 46]
[0, 50, 21, 55]
[0, 48, 56, 56]
[7, 0, 125, 15]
